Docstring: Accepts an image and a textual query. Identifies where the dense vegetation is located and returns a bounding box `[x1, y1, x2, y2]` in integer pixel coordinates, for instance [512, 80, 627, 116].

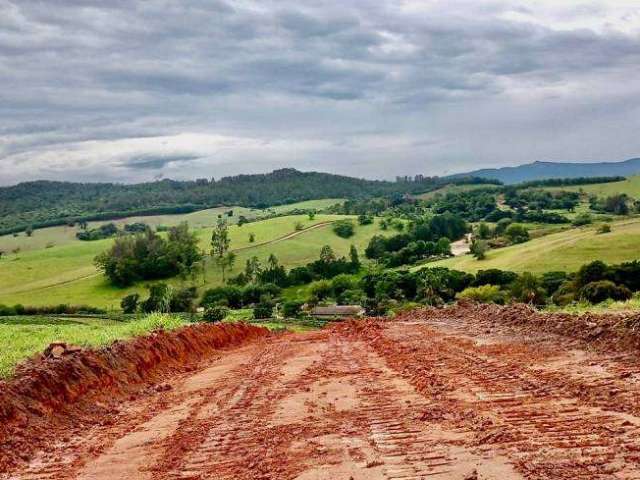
[94, 223, 202, 286]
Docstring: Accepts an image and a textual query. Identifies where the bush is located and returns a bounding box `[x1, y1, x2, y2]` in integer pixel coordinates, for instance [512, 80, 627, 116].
[201, 286, 243, 309]
[0, 304, 16, 316]
[572, 213, 592, 226]
[170, 286, 198, 312]
[309, 280, 333, 301]
[598, 224, 612, 234]
[575, 260, 610, 289]
[358, 214, 374, 225]
[120, 293, 140, 314]
[253, 302, 274, 319]
[580, 280, 632, 304]
[505, 224, 530, 244]
[541, 271, 568, 295]
[470, 239, 488, 260]
[282, 301, 304, 318]
[473, 269, 518, 287]
[510, 273, 546, 305]
[141, 283, 173, 313]
[288, 266, 314, 285]
[332, 220, 355, 238]
[242, 283, 281, 305]
[457, 285, 504, 304]
[203, 306, 229, 322]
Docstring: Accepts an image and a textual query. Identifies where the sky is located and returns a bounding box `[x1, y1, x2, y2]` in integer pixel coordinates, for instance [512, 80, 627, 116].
[1, 0, 640, 185]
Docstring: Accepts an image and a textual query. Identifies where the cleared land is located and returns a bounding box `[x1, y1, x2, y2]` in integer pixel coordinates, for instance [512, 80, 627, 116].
[429, 216, 640, 273]
[7, 308, 640, 479]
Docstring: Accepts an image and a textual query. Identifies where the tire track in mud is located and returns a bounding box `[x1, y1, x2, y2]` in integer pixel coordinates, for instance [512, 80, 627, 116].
[369, 321, 640, 479]
[8, 316, 640, 479]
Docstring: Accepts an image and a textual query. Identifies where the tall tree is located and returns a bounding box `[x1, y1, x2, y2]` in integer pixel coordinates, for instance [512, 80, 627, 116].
[211, 219, 232, 281]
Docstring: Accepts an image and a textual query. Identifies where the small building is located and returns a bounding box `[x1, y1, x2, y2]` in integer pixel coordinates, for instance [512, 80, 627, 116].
[309, 305, 365, 320]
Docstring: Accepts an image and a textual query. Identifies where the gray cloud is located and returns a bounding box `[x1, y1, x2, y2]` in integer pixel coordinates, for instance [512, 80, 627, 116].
[1, 0, 640, 185]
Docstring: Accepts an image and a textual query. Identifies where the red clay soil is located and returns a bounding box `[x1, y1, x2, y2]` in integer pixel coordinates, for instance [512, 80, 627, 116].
[5, 306, 640, 479]
[0, 322, 269, 473]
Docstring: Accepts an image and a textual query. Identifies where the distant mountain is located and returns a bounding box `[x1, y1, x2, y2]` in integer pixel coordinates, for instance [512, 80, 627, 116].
[450, 158, 640, 185]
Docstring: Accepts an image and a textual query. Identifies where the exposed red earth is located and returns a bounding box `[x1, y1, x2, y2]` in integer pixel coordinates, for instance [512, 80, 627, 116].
[4, 304, 640, 479]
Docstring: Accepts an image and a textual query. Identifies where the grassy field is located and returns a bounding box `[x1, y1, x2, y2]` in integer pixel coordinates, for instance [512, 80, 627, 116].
[427, 217, 640, 274]
[0, 199, 345, 255]
[544, 175, 640, 199]
[0, 313, 186, 378]
[0, 214, 389, 308]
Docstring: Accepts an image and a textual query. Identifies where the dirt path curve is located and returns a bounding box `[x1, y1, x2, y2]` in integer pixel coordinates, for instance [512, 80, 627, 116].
[7, 315, 640, 480]
[232, 221, 335, 253]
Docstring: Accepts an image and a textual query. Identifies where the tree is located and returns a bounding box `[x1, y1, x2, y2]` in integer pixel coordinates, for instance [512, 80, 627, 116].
[349, 245, 360, 268]
[25, 225, 33, 237]
[249, 232, 256, 243]
[470, 240, 488, 260]
[211, 219, 232, 281]
[320, 245, 336, 264]
[244, 256, 262, 283]
[308, 211, 316, 220]
[332, 220, 355, 238]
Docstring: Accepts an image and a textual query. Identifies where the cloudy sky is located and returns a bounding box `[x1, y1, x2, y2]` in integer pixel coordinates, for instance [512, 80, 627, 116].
[1, 0, 640, 185]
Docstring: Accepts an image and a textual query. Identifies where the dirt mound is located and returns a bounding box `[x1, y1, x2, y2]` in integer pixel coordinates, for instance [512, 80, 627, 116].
[0, 322, 269, 471]
[398, 302, 640, 352]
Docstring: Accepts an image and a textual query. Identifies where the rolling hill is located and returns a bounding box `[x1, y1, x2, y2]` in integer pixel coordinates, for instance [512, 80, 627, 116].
[426, 217, 640, 274]
[450, 157, 640, 184]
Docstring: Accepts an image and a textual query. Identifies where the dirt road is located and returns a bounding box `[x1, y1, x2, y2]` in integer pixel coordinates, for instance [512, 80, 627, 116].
[8, 312, 640, 479]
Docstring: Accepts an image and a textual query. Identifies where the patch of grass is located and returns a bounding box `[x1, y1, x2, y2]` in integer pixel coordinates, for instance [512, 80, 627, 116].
[267, 199, 345, 214]
[0, 313, 187, 378]
[544, 294, 640, 314]
[427, 217, 640, 274]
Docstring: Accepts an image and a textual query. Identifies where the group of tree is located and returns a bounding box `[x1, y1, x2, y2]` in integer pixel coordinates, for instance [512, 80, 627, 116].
[76, 222, 149, 241]
[365, 213, 466, 267]
[227, 244, 361, 289]
[95, 223, 202, 287]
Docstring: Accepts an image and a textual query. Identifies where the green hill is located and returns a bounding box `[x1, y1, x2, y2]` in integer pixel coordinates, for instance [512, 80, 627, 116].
[545, 175, 640, 199]
[0, 213, 389, 308]
[425, 217, 640, 274]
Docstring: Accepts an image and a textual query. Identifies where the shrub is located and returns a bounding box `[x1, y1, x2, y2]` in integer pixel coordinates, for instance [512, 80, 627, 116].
[457, 285, 504, 304]
[473, 269, 518, 287]
[580, 280, 632, 304]
[575, 260, 610, 289]
[242, 283, 281, 305]
[331, 274, 358, 296]
[572, 213, 592, 226]
[358, 214, 374, 225]
[598, 224, 612, 234]
[470, 239, 488, 260]
[201, 286, 243, 309]
[120, 293, 140, 314]
[253, 302, 274, 319]
[541, 271, 568, 295]
[505, 224, 530, 244]
[332, 220, 355, 238]
[0, 304, 16, 316]
[294, 221, 304, 231]
[203, 306, 229, 323]
[309, 280, 333, 301]
[170, 286, 198, 312]
[510, 273, 546, 305]
[282, 300, 304, 318]
[288, 266, 314, 285]
[141, 283, 173, 313]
